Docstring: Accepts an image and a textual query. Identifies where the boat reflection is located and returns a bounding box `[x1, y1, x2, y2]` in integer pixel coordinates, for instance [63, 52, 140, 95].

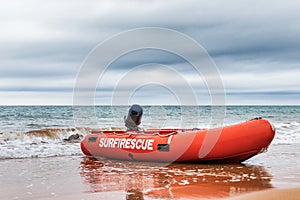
[80, 157, 273, 199]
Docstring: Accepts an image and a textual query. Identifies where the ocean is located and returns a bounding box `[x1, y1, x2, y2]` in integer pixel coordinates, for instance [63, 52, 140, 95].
[1, 105, 300, 200]
[0, 105, 299, 159]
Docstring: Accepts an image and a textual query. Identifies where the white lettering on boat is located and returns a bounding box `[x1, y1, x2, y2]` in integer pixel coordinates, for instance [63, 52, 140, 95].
[99, 137, 154, 151]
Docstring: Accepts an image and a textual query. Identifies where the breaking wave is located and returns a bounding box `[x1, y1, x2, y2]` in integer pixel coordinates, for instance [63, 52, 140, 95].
[273, 121, 300, 145]
[0, 127, 124, 159]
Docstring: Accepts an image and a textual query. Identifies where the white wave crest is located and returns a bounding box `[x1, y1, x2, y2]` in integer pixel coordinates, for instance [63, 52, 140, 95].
[0, 128, 90, 159]
[273, 122, 300, 145]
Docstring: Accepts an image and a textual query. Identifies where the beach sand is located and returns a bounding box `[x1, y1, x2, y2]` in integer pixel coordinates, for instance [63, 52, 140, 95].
[224, 188, 300, 200]
[1, 143, 300, 200]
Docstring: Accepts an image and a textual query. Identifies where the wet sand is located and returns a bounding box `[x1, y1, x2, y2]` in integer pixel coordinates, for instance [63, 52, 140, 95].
[223, 188, 300, 200]
[1, 144, 300, 200]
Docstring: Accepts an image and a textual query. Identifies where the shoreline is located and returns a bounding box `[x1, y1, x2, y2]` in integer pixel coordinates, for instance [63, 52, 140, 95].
[29, 188, 300, 200]
[1, 143, 300, 200]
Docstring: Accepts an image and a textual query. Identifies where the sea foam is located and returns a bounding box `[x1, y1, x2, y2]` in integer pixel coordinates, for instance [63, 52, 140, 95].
[0, 128, 90, 159]
[273, 122, 300, 145]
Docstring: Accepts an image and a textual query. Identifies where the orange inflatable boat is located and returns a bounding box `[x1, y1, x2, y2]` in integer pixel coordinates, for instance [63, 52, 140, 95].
[80, 118, 275, 163]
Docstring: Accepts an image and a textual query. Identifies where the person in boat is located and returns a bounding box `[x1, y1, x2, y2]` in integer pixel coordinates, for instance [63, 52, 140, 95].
[124, 104, 143, 131]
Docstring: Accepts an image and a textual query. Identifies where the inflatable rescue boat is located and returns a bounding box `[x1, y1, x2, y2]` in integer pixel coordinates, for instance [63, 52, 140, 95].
[80, 118, 275, 163]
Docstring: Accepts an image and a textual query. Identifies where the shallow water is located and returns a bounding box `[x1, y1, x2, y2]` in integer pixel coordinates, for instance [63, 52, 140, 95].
[1, 144, 300, 200]
[80, 157, 273, 199]
[0, 156, 273, 200]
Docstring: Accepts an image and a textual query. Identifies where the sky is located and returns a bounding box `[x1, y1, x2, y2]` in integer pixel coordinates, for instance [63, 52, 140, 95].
[0, 0, 300, 105]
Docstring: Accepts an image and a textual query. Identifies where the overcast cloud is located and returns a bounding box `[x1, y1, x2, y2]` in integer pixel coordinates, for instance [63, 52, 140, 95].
[0, 0, 299, 105]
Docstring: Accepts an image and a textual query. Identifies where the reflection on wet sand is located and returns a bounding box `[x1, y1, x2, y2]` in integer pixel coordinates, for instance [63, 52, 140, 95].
[80, 157, 273, 199]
